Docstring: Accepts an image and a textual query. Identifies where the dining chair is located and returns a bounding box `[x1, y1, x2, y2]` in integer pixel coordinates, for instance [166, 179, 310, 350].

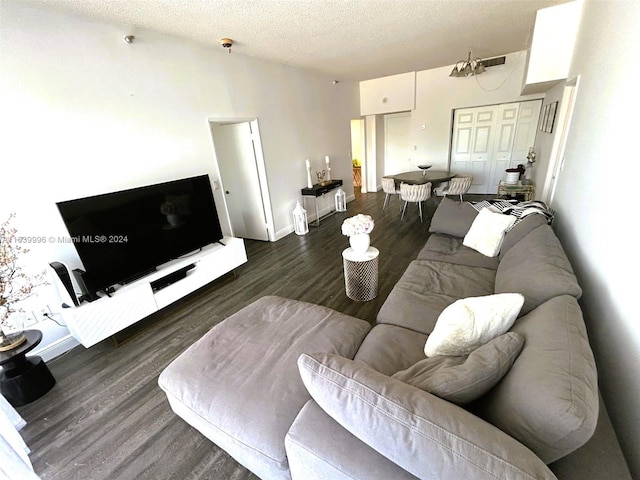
[400, 182, 432, 222]
[381, 176, 399, 209]
[442, 174, 473, 201]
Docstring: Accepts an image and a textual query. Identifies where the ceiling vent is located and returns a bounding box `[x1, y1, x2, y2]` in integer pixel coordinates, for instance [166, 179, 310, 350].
[482, 56, 506, 68]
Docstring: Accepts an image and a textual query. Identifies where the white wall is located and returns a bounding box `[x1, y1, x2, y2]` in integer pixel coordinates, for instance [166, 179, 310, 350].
[411, 51, 543, 170]
[531, 81, 565, 195]
[550, 1, 639, 476]
[0, 2, 359, 354]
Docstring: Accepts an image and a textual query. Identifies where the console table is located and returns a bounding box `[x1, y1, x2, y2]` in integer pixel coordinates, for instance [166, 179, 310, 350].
[0, 330, 56, 407]
[301, 179, 343, 227]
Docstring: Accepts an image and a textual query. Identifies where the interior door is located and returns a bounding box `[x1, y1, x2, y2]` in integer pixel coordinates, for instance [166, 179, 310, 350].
[488, 103, 520, 193]
[211, 122, 269, 241]
[451, 106, 497, 193]
[384, 112, 412, 175]
[451, 100, 542, 194]
[510, 100, 543, 170]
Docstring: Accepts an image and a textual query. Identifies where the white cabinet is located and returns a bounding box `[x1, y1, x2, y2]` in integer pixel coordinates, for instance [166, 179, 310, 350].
[521, 1, 580, 94]
[360, 72, 416, 115]
[65, 237, 247, 347]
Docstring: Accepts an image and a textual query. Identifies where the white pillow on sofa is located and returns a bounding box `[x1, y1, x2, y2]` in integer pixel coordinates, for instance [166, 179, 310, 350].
[424, 293, 525, 357]
[463, 207, 516, 257]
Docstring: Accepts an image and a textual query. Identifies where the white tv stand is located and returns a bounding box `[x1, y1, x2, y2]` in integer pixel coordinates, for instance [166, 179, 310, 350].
[65, 237, 247, 347]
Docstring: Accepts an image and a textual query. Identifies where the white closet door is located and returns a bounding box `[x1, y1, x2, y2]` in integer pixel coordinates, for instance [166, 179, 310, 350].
[451, 106, 497, 193]
[488, 103, 520, 193]
[511, 100, 543, 169]
[451, 100, 542, 194]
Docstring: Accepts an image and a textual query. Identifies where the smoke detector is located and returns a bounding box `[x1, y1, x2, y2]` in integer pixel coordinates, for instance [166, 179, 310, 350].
[220, 38, 233, 53]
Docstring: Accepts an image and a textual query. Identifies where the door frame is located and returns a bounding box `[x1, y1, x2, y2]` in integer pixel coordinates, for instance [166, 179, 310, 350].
[207, 117, 276, 242]
[540, 77, 580, 206]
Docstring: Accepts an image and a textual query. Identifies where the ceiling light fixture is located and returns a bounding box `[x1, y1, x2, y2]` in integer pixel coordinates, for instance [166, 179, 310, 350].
[449, 51, 486, 78]
[220, 38, 233, 53]
[124, 35, 135, 44]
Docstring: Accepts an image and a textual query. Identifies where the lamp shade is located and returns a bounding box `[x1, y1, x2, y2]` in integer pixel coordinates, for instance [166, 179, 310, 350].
[292, 201, 308, 235]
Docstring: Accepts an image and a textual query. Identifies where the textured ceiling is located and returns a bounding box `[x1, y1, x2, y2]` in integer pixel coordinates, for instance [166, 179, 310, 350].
[22, 0, 570, 81]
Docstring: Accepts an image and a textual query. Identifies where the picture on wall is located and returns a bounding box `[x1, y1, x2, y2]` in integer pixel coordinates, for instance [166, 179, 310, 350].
[539, 104, 549, 132]
[545, 101, 558, 133]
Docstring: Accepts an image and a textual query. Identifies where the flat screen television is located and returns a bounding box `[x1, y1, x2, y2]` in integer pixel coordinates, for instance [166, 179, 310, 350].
[56, 174, 224, 293]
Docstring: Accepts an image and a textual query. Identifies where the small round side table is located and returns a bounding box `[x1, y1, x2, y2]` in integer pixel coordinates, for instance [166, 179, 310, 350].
[0, 330, 56, 407]
[342, 247, 379, 302]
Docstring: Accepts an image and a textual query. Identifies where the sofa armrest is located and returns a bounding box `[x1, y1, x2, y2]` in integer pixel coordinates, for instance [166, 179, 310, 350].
[298, 353, 557, 480]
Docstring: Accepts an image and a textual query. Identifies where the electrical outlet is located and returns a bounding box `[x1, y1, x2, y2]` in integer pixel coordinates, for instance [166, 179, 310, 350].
[35, 305, 53, 322]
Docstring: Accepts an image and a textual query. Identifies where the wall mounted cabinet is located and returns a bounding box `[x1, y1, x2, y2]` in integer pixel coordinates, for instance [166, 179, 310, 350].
[521, 1, 580, 94]
[360, 72, 416, 115]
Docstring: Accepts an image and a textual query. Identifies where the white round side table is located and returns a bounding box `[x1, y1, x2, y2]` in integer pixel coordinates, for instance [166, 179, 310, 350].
[342, 247, 379, 302]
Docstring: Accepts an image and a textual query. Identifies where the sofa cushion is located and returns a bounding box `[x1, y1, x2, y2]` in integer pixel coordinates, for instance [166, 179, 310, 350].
[416, 234, 500, 269]
[377, 260, 496, 335]
[353, 324, 428, 376]
[286, 400, 419, 480]
[424, 293, 524, 357]
[158, 296, 370, 480]
[428, 197, 478, 237]
[495, 224, 582, 315]
[499, 214, 548, 260]
[393, 332, 524, 405]
[297, 352, 557, 480]
[472, 295, 598, 464]
[463, 207, 517, 257]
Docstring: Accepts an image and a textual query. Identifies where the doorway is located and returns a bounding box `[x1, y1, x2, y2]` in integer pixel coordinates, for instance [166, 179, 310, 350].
[350, 119, 365, 192]
[541, 78, 579, 205]
[209, 119, 273, 242]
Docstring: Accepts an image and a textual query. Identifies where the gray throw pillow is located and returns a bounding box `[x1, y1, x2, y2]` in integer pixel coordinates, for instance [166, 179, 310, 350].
[495, 224, 582, 315]
[392, 332, 524, 405]
[429, 198, 478, 237]
[297, 352, 557, 480]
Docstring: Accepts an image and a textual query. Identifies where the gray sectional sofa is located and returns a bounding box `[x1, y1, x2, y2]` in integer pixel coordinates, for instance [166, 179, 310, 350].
[159, 198, 631, 480]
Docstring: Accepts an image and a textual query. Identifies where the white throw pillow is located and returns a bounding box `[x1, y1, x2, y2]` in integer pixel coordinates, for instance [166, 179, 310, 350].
[463, 208, 516, 257]
[424, 293, 525, 357]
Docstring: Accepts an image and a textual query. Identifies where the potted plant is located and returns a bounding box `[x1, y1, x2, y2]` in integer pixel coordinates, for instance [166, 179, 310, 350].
[341, 214, 374, 254]
[0, 213, 45, 351]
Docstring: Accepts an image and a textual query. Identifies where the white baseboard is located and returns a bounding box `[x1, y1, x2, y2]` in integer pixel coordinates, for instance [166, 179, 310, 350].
[32, 334, 80, 363]
[276, 195, 357, 241]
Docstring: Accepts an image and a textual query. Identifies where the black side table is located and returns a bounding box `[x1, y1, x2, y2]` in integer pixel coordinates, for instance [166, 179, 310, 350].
[0, 330, 56, 407]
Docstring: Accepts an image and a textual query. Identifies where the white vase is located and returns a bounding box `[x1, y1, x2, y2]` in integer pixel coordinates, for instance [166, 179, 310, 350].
[349, 233, 370, 254]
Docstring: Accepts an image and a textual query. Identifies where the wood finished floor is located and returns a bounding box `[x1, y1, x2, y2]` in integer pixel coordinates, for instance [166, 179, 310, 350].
[17, 191, 490, 480]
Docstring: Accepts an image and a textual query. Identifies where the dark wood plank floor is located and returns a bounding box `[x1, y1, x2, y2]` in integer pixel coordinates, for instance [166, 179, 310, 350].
[17, 191, 489, 480]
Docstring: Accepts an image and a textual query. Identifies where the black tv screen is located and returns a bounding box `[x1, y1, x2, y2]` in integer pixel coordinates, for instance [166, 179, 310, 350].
[57, 174, 224, 292]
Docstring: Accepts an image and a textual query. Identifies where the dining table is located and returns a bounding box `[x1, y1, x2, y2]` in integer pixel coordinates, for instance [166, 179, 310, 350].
[391, 170, 454, 189]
